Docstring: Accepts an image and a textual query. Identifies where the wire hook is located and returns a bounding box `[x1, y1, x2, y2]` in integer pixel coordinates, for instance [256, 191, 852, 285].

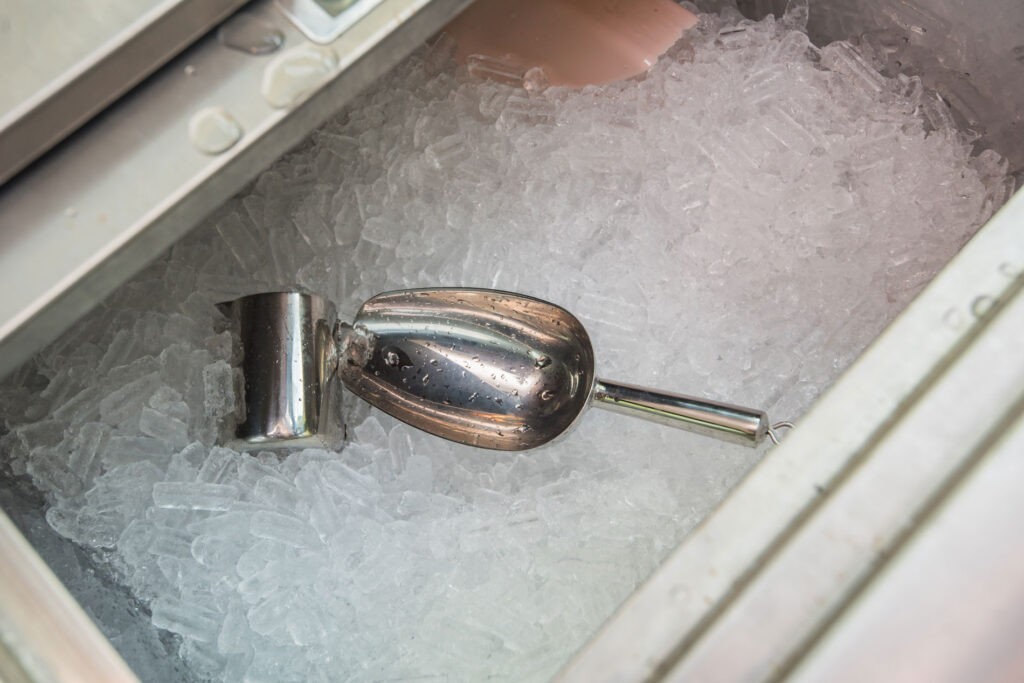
[767, 421, 796, 446]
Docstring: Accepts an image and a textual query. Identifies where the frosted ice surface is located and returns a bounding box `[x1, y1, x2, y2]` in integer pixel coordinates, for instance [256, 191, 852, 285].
[0, 4, 1012, 683]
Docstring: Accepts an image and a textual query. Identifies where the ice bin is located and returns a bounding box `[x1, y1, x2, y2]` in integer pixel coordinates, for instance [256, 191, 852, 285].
[0, 0, 1022, 681]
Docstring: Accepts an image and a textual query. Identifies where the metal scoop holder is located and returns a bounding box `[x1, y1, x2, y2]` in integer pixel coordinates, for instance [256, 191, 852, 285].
[222, 291, 342, 450]
[221, 289, 789, 451]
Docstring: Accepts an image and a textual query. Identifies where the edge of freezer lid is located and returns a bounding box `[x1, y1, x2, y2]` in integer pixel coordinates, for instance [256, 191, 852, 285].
[0, 0, 471, 382]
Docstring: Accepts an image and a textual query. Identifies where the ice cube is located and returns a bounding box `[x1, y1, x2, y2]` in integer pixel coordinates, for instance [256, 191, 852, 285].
[466, 53, 528, 86]
[821, 41, 889, 95]
[98, 372, 163, 428]
[252, 476, 303, 512]
[151, 598, 222, 642]
[149, 386, 191, 422]
[152, 482, 239, 511]
[423, 134, 468, 170]
[197, 446, 239, 484]
[139, 407, 189, 450]
[286, 606, 326, 645]
[202, 361, 236, 418]
[250, 510, 320, 549]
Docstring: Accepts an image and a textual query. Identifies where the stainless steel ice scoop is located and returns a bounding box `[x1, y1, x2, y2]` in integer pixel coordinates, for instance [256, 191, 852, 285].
[222, 288, 790, 451]
[337, 288, 777, 450]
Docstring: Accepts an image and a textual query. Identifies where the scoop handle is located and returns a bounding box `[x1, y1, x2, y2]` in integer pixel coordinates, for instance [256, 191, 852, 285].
[591, 379, 769, 447]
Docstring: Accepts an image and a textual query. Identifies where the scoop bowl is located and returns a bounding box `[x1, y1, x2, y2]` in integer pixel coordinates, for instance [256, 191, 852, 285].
[338, 288, 595, 450]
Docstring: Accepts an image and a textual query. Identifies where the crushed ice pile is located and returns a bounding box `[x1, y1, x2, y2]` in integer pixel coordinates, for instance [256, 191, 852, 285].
[0, 4, 1013, 682]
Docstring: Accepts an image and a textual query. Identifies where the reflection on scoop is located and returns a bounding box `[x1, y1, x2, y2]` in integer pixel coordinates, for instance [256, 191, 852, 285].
[338, 288, 596, 451]
[444, 0, 698, 88]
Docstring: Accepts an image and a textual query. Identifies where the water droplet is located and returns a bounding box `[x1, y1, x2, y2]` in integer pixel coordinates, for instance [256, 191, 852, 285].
[468, 392, 478, 402]
[942, 307, 965, 330]
[188, 107, 243, 154]
[999, 262, 1021, 278]
[383, 349, 400, 366]
[534, 355, 551, 368]
[429, 358, 438, 365]
[261, 44, 339, 109]
[218, 13, 285, 55]
[421, 375, 430, 385]
[183, 64, 196, 76]
[515, 403, 523, 410]
[971, 295, 996, 317]
[540, 389, 555, 401]
[495, 398, 503, 406]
